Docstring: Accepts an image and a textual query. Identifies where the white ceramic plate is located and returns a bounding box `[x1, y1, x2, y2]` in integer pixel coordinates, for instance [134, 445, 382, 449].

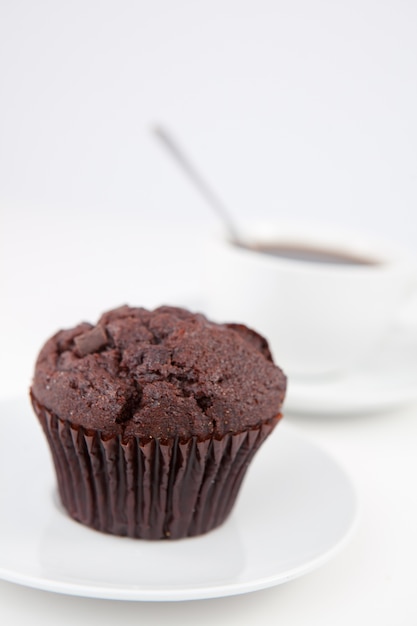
[285, 324, 417, 415]
[0, 396, 357, 601]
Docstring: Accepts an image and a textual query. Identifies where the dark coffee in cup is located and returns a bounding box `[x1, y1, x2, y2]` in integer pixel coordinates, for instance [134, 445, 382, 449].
[239, 243, 379, 267]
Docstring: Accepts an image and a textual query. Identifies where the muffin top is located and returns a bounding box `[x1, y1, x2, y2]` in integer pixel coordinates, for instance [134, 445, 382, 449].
[31, 305, 287, 441]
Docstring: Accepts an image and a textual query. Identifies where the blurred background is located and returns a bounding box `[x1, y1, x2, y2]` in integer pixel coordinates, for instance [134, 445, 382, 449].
[1, 0, 416, 394]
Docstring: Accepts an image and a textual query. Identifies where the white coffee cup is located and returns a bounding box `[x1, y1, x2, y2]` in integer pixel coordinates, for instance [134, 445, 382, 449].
[204, 221, 417, 379]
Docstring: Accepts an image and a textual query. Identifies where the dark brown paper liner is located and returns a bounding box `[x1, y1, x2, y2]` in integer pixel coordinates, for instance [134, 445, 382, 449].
[32, 398, 281, 539]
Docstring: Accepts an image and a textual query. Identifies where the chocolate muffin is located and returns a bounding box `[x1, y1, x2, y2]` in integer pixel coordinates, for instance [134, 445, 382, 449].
[30, 305, 287, 539]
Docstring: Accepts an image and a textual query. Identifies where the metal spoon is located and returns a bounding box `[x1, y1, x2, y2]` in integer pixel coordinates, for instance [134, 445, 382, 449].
[153, 125, 242, 244]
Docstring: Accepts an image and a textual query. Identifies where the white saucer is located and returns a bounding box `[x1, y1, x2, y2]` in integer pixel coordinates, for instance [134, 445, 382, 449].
[285, 324, 417, 415]
[0, 396, 357, 601]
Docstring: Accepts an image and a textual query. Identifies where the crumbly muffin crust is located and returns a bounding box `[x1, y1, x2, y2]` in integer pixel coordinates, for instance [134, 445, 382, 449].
[31, 305, 286, 441]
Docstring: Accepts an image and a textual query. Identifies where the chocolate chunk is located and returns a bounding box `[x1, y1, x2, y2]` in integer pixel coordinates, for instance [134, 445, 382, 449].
[74, 325, 108, 356]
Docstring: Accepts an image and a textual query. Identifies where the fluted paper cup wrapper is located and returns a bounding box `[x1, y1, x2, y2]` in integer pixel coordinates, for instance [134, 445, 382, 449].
[32, 397, 281, 540]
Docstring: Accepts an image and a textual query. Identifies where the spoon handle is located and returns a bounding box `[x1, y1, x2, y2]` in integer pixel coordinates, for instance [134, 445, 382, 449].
[153, 125, 240, 243]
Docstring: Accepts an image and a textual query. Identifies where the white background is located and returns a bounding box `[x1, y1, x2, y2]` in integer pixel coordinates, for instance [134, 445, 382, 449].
[1, 1, 417, 624]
